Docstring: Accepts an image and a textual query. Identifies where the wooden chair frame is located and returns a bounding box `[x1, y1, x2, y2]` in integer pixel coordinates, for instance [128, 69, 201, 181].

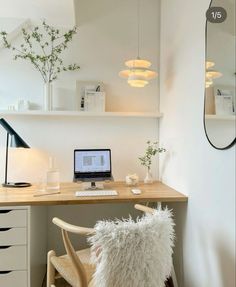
[47, 218, 95, 287]
[47, 204, 177, 287]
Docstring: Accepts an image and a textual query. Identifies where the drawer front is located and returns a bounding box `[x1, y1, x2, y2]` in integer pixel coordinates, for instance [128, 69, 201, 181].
[0, 270, 27, 287]
[0, 245, 27, 271]
[0, 210, 27, 228]
[0, 227, 27, 246]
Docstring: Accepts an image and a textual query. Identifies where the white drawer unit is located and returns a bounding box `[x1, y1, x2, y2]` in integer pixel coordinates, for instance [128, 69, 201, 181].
[0, 271, 27, 286]
[0, 209, 27, 228]
[0, 227, 27, 245]
[0, 245, 27, 271]
[0, 206, 47, 287]
[0, 206, 28, 287]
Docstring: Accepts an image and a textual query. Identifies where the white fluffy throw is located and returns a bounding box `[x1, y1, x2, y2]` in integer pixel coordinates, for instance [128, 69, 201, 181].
[88, 208, 175, 287]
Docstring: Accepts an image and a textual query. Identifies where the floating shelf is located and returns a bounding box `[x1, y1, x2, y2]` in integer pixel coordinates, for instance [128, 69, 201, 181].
[205, 114, 236, 121]
[0, 110, 163, 119]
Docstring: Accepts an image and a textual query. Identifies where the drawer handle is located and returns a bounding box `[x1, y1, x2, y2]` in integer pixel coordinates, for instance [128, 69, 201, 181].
[0, 210, 12, 214]
[0, 228, 12, 232]
[0, 246, 11, 249]
[0, 271, 12, 274]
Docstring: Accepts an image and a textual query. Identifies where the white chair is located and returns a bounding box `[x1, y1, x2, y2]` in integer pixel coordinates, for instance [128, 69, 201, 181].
[47, 204, 175, 287]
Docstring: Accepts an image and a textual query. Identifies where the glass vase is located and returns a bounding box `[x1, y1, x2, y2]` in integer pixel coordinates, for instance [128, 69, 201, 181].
[144, 169, 153, 184]
[46, 157, 60, 190]
[44, 82, 53, 111]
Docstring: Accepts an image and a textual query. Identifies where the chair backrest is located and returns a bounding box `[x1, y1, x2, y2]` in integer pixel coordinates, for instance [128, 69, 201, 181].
[52, 205, 174, 287]
[88, 206, 174, 287]
[61, 229, 88, 286]
[52, 217, 95, 287]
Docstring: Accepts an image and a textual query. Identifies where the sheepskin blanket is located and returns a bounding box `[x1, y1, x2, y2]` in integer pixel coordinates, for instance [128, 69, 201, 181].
[88, 208, 175, 287]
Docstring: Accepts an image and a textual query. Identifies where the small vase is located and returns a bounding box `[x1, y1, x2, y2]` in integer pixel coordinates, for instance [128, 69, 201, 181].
[44, 82, 53, 111]
[144, 169, 153, 184]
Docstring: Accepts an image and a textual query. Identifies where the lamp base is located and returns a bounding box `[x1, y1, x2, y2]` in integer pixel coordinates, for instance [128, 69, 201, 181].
[2, 182, 31, 188]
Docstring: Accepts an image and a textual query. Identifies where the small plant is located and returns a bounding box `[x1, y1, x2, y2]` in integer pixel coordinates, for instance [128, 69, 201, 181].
[0, 21, 80, 83]
[139, 141, 166, 171]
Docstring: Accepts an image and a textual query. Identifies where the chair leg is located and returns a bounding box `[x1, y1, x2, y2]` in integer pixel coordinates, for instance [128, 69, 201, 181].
[47, 250, 56, 287]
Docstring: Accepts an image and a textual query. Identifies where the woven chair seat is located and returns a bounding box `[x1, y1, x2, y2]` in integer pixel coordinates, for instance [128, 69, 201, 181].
[51, 248, 95, 287]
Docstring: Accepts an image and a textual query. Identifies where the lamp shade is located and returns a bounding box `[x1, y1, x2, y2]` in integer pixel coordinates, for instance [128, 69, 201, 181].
[0, 118, 31, 188]
[206, 61, 215, 69]
[10, 134, 30, 148]
[206, 70, 223, 79]
[119, 58, 158, 88]
[0, 118, 30, 148]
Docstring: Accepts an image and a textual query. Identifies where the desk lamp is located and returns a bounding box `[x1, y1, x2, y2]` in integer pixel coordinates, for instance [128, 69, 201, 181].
[0, 118, 31, 187]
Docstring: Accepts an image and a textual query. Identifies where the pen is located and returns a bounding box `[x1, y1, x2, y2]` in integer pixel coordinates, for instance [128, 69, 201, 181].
[33, 191, 60, 197]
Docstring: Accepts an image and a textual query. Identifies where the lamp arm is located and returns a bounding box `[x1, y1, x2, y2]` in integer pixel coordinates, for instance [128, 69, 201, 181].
[4, 133, 9, 185]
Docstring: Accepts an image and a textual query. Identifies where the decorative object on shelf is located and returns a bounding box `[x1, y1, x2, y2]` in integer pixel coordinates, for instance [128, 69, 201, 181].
[139, 141, 166, 184]
[119, 0, 157, 88]
[16, 99, 30, 111]
[44, 82, 53, 111]
[214, 86, 235, 115]
[0, 118, 31, 187]
[125, 173, 139, 186]
[7, 105, 16, 111]
[205, 61, 222, 88]
[76, 81, 105, 112]
[0, 21, 80, 111]
[52, 82, 76, 111]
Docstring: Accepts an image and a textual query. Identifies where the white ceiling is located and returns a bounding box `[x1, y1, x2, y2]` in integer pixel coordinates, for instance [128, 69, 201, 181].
[0, 0, 75, 27]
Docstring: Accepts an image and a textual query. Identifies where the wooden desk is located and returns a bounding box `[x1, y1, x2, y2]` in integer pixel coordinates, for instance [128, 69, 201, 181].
[0, 181, 187, 206]
[0, 181, 186, 286]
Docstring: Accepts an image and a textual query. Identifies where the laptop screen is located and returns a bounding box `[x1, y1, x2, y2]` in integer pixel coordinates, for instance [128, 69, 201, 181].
[74, 149, 111, 175]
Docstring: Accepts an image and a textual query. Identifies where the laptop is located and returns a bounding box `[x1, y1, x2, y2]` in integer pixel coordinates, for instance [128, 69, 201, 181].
[73, 149, 113, 183]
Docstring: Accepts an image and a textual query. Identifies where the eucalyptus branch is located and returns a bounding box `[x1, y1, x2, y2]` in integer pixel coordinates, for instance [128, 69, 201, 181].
[139, 141, 166, 170]
[0, 20, 80, 83]
[5, 43, 47, 82]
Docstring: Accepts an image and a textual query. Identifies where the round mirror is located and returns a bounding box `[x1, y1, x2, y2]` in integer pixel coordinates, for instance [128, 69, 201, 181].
[204, 0, 236, 149]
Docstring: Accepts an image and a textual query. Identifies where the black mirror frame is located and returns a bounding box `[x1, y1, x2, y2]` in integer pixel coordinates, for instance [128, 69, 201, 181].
[204, 0, 236, 150]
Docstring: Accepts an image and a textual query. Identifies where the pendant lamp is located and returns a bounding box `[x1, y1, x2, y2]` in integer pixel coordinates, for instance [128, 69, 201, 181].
[205, 61, 222, 88]
[119, 0, 157, 87]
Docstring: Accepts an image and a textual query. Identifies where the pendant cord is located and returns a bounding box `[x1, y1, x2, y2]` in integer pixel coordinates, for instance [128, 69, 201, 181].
[137, 0, 140, 59]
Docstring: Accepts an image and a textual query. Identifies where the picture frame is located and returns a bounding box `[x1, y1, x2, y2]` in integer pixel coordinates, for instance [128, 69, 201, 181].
[213, 85, 235, 115]
[76, 81, 105, 111]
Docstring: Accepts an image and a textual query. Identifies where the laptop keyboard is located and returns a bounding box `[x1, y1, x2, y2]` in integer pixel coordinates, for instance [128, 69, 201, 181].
[75, 190, 118, 197]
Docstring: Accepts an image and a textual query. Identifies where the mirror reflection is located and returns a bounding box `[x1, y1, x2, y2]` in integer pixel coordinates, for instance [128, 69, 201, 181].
[204, 0, 236, 149]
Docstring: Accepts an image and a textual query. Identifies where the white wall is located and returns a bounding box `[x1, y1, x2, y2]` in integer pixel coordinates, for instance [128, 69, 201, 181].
[0, 116, 159, 183]
[0, 115, 159, 254]
[0, 0, 160, 182]
[0, 0, 159, 113]
[0, 0, 161, 253]
[160, 0, 235, 286]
